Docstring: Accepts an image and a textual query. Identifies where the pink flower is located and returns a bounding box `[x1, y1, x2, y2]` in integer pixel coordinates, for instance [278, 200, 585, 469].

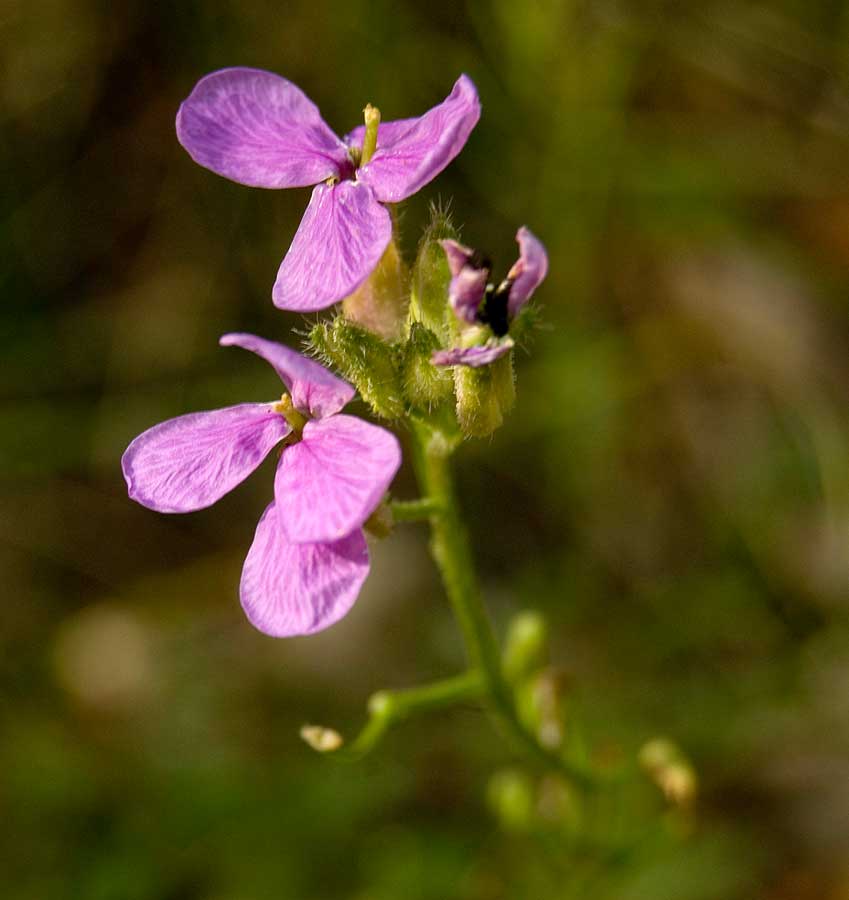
[176, 68, 480, 312]
[122, 334, 401, 637]
[432, 227, 548, 368]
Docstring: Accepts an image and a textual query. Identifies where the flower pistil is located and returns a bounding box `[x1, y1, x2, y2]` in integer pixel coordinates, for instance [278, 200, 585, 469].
[274, 393, 308, 436]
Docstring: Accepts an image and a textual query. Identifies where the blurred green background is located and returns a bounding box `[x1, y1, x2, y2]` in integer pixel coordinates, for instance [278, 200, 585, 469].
[5, 0, 849, 897]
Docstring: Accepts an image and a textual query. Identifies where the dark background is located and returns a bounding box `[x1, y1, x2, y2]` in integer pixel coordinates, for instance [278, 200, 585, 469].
[5, 1, 849, 897]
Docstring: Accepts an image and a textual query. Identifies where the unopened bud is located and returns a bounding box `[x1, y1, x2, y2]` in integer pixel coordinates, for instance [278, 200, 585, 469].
[639, 738, 698, 807]
[410, 204, 459, 338]
[487, 769, 535, 832]
[300, 724, 344, 753]
[514, 669, 568, 750]
[343, 238, 407, 341]
[402, 322, 454, 410]
[537, 775, 582, 834]
[309, 317, 405, 420]
[503, 610, 549, 683]
[367, 690, 393, 718]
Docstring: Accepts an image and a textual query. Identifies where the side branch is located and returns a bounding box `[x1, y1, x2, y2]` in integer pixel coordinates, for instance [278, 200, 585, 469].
[301, 670, 485, 760]
[390, 497, 443, 521]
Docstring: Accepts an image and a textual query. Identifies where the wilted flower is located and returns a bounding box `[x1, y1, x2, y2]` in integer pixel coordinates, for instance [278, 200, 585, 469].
[122, 334, 401, 636]
[177, 68, 480, 312]
[433, 227, 548, 368]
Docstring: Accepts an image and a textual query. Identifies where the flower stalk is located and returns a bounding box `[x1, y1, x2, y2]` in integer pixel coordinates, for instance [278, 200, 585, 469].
[389, 496, 443, 521]
[409, 419, 596, 791]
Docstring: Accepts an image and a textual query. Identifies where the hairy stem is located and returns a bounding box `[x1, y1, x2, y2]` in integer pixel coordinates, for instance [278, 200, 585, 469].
[410, 419, 595, 789]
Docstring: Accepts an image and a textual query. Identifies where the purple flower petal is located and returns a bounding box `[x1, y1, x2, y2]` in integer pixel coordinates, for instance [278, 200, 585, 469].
[441, 238, 475, 277]
[122, 404, 290, 513]
[220, 333, 354, 420]
[275, 415, 401, 543]
[176, 67, 349, 188]
[241, 503, 369, 637]
[431, 340, 514, 368]
[507, 227, 549, 317]
[440, 240, 488, 323]
[450, 267, 489, 323]
[272, 181, 392, 312]
[356, 74, 481, 203]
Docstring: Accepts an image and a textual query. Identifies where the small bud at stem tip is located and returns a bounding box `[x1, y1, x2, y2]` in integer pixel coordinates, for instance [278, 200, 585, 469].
[300, 724, 344, 753]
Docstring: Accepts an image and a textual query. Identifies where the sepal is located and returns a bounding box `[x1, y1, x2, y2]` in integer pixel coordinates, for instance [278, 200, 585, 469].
[410, 204, 459, 338]
[455, 364, 504, 438]
[309, 317, 405, 420]
[402, 322, 454, 410]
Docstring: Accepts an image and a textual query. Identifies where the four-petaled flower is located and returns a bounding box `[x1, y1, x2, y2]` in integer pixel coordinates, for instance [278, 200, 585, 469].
[432, 227, 549, 368]
[176, 68, 480, 313]
[122, 334, 401, 637]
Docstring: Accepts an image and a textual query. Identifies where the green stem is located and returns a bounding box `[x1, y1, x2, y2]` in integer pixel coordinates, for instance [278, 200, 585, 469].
[410, 419, 595, 790]
[338, 670, 485, 759]
[390, 497, 443, 522]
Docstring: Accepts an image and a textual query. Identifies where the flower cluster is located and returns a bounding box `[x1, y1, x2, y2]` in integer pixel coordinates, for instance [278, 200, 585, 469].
[124, 67, 547, 636]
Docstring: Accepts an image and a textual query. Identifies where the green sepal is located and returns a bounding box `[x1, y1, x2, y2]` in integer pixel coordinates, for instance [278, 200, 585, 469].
[401, 322, 454, 410]
[308, 317, 405, 420]
[409, 203, 458, 339]
[491, 351, 516, 417]
[454, 363, 503, 438]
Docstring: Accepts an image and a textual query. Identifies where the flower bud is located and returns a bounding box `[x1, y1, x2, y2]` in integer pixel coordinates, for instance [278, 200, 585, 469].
[410, 205, 459, 338]
[343, 238, 408, 341]
[503, 610, 549, 683]
[309, 317, 405, 420]
[402, 322, 454, 410]
[487, 769, 535, 832]
[515, 670, 567, 751]
[639, 738, 698, 807]
[300, 724, 343, 753]
[537, 775, 582, 834]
